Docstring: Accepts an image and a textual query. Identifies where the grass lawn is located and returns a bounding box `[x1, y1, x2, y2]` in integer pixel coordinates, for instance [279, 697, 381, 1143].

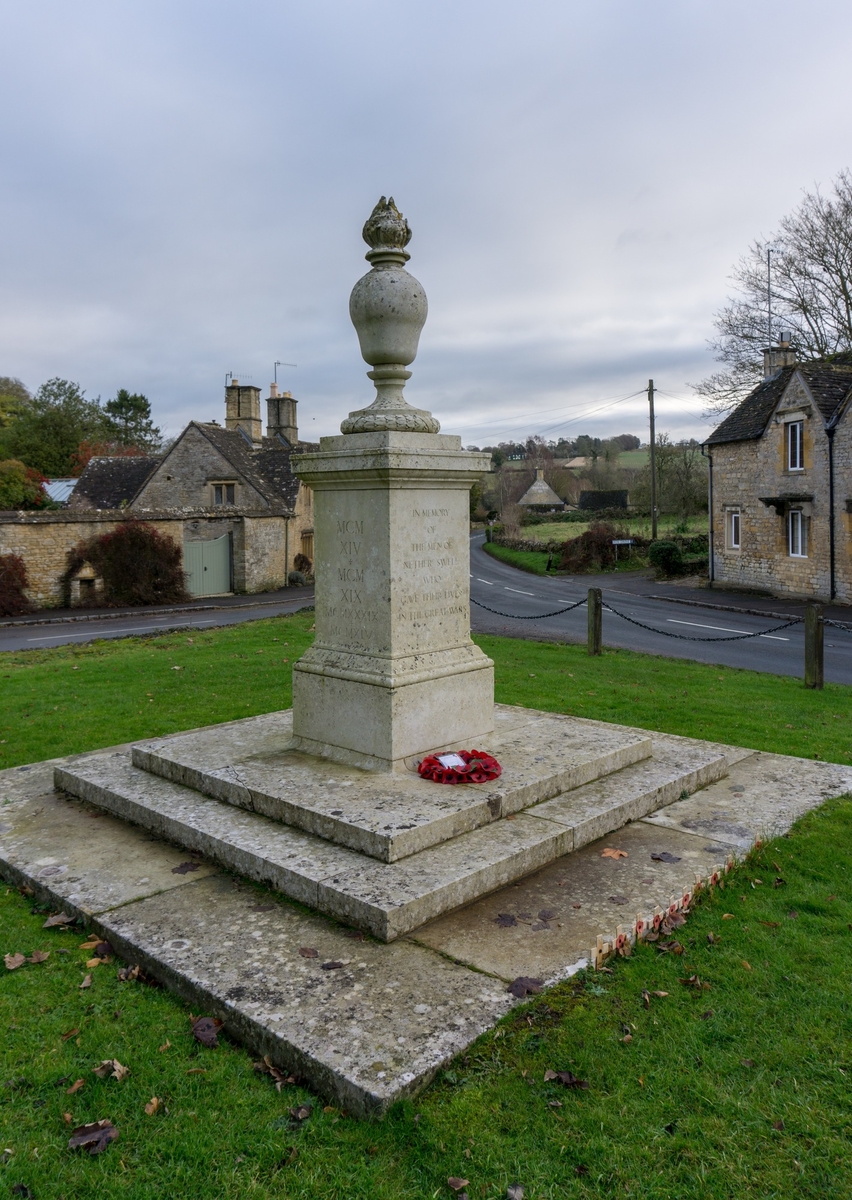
[523, 515, 709, 543]
[2, 615, 851, 1197]
[483, 542, 650, 578]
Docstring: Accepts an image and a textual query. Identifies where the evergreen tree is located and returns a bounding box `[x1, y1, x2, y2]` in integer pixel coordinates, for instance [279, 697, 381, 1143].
[103, 389, 162, 452]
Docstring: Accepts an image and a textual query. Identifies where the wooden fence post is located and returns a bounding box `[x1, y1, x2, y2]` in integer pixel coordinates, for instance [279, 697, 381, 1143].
[587, 587, 602, 656]
[804, 602, 824, 689]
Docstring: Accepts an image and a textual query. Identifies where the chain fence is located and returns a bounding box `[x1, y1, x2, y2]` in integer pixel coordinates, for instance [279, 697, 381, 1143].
[824, 618, 852, 634]
[470, 596, 587, 620]
[600, 600, 804, 643]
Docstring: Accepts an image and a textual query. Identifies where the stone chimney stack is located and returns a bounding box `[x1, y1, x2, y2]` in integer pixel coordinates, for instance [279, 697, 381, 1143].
[266, 384, 299, 445]
[225, 380, 263, 445]
[763, 334, 797, 378]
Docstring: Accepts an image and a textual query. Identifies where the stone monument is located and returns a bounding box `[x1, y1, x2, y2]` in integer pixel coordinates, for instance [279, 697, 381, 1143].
[291, 197, 495, 771]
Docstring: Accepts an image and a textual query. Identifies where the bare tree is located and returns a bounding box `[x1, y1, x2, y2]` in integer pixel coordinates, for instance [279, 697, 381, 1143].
[695, 169, 852, 417]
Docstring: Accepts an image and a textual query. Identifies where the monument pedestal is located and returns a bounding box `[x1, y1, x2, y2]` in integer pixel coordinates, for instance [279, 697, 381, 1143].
[291, 431, 494, 770]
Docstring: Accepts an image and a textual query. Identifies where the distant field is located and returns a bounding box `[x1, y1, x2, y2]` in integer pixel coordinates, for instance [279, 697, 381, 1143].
[614, 448, 648, 468]
[526, 514, 708, 541]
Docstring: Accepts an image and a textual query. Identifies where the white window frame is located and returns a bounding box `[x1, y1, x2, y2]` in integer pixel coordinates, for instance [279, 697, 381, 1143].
[787, 421, 804, 471]
[787, 509, 807, 558]
[726, 509, 741, 550]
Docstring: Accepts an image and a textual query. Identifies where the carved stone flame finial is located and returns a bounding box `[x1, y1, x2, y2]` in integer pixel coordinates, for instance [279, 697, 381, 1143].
[362, 196, 412, 257]
[341, 198, 440, 435]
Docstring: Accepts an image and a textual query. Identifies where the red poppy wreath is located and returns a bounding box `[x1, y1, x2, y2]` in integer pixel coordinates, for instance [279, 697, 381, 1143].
[417, 749, 502, 784]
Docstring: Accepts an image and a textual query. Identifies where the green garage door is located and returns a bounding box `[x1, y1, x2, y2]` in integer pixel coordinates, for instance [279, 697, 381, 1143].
[184, 534, 232, 597]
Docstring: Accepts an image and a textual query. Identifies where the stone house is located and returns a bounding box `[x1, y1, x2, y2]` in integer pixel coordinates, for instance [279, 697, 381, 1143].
[517, 468, 566, 512]
[0, 381, 316, 606]
[704, 342, 852, 602]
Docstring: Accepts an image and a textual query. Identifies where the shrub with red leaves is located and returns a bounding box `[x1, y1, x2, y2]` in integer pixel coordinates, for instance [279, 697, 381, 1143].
[0, 553, 33, 616]
[64, 521, 190, 607]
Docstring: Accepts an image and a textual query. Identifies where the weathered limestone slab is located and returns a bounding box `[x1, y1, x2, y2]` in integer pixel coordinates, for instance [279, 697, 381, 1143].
[129, 705, 653, 861]
[410, 819, 733, 985]
[531, 739, 728, 847]
[95, 875, 515, 1118]
[643, 750, 852, 848]
[0, 760, 218, 916]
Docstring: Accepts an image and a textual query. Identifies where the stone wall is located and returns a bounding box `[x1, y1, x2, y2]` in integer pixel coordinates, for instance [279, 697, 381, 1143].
[711, 380, 850, 602]
[0, 508, 312, 607]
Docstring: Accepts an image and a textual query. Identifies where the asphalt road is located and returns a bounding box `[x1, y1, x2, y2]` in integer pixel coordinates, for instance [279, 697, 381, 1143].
[468, 534, 852, 685]
[0, 591, 315, 653]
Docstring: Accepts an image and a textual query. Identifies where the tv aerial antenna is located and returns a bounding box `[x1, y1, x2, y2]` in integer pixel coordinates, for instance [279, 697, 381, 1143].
[274, 361, 297, 385]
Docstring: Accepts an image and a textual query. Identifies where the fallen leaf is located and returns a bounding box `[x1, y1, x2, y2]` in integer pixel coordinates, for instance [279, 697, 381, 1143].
[507, 1186, 525, 1200]
[68, 1118, 119, 1155]
[274, 1147, 299, 1168]
[621, 1033, 633, 1044]
[86, 957, 110, 968]
[494, 913, 517, 927]
[144, 1096, 160, 1115]
[741, 960, 753, 971]
[190, 1015, 223, 1047]
[61, 1028, 80, 1042]
[575, 1164, 590, 1176]
[650, 852, 681, 863]
[641, 989, 650, 1009]
[289, 1104, 312, 1122]
[66, 1079, 85, 1094]
[773, 877, 787, 888]
[601, 848, 628, 859]
[722, 913, 735, 920]
[741, 1058, 755, 1068]
[92, 1059, 130, 1082]
[117, 965, 141, 982]
[321, 961, 344, 970]
[679, 974, 709, 990]
[507, 977, 543, 999]
[700, 1009, 714, 1020]
[544, 1069, 589, 1089]
[657, 940, 684, 955]
[773, 1119, 785, 1131]
[344, 930, 366, 941]
[537, 909, 556, 921]
[93, 942, 113, 958]
[185, 1068, 207, 1074]
[787, 910, 798, 920]
[298, 947, 319, 958]
[79, 974, 92, 989]
[652, 990, 669, 998]
[43, 912, 74, 928]
[63, 1111, 73, 1124]
[547, 1099, 562, 1109]
[447, 1178, 469, 1193]
[609, 895, 629, 905]
[171, 861, 200, 875]
[11, 1185, 33, 1198]
[253, 1055, 295, 1091]
[79, 940, 100, 950]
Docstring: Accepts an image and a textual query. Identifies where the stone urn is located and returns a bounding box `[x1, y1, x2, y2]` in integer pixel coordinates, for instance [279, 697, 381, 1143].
[341, 197, 440, 434]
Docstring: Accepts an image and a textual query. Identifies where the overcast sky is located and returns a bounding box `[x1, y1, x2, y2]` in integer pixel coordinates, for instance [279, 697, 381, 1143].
[2, 1, 851, 448]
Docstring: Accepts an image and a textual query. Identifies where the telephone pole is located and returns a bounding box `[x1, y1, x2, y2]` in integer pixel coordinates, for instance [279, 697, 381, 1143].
[648, 378, 657, 540]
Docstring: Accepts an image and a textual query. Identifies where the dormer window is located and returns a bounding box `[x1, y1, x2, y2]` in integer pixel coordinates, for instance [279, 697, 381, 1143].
[787, 421, 804, 471]
[212, 482, 236, 506]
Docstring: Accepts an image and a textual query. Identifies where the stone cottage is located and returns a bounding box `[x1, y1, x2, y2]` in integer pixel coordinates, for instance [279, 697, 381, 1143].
[704, 341, 852, 602]
[0, 381, 316, 606]
[517, 468, 566, 512]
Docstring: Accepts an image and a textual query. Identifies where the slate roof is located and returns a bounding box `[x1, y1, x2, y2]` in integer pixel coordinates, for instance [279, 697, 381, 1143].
[195, 424, 305, 509]
[707, 360, 852, 445]
[70, 456, 159, 509]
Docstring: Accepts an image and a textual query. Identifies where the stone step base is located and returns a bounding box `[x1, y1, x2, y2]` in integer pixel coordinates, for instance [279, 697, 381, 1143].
[55, 737, 727, 941]
[129, 705, 654, 863]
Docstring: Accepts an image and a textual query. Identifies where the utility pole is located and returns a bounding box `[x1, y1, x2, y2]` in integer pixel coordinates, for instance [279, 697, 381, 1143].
[648, 378, 657, 540]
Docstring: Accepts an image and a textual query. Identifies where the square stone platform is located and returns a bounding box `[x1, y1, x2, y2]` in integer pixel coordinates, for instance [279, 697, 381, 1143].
[54, 705, 728, 941]
[2, 719, 850, 1115]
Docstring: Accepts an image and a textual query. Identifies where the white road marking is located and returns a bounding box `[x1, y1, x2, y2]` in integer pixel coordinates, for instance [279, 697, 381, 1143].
[27, 621, 220, 642]
[666, 618, 789, 642]
[504, 587, 535, 596]
[476, 578, 494, 585]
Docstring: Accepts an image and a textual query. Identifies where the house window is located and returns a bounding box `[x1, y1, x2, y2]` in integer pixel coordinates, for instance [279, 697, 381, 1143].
[788, 509, 807, 557]
[726, 509, 741, 550]
[787, 421, 804, 471]
[213, 483, 235, 506]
